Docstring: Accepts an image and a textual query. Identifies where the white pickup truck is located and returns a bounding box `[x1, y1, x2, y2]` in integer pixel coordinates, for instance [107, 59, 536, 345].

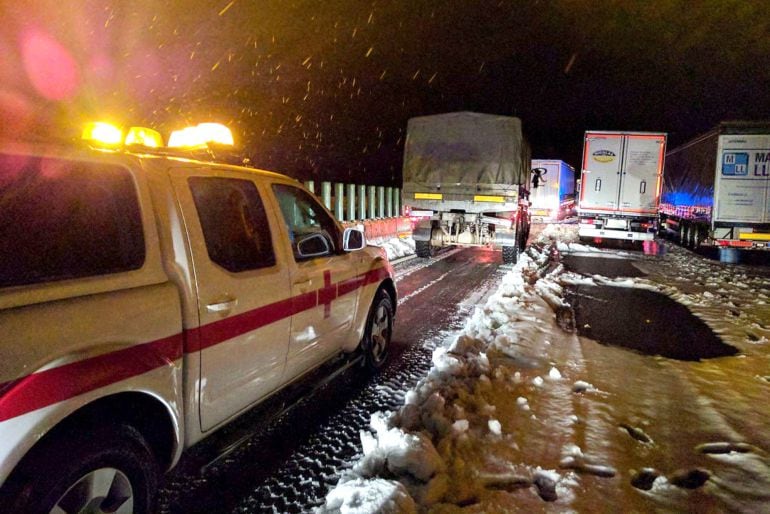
[0, 125, 396, 512]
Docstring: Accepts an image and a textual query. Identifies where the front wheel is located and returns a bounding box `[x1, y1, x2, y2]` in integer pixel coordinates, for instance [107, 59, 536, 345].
[362, 289, 394, 371]
[2, 423, 159, 514]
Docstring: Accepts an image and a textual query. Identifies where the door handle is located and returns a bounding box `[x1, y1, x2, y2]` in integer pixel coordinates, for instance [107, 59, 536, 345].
[206, 297, 238, 313]
[293, 274, 312, 287]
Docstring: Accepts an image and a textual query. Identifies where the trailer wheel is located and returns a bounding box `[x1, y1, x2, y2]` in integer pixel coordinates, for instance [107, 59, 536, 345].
[519, 224, 529, 251]
[502, 245, 518, 264]
[415, 240, 432, 258]
[679, 222, 689, 247]
[692, 225, 704, 250]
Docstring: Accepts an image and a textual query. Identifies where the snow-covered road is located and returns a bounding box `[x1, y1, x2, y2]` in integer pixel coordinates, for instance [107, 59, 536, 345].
[321, 225, 770, 513]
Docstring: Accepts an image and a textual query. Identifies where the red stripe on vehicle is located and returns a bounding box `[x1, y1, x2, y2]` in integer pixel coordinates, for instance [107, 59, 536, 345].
[364, 266, 390, 285]
[338, 275, 365, 296]
[0, 265, 391, 421]
[184, 267, 390, 351]
[0, 334, 183, 423]
[195, 296, 297, 352]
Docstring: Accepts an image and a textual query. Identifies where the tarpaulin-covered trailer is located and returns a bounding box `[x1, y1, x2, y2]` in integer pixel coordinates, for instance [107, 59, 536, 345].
[402, 112, 531, 263]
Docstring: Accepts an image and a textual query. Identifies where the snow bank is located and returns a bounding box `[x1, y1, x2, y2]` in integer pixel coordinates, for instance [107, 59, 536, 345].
[369, 236, 415, 261]
[320, 243, 580, 512]
[319, 222, 770, 512]
[322, 478, 416, 514]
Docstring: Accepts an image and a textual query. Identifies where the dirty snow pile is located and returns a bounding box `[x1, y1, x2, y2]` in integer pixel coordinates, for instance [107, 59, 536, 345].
[370, 236, 416, 261]
[536, 222, 605, 254]
[319, 245, 584, 513]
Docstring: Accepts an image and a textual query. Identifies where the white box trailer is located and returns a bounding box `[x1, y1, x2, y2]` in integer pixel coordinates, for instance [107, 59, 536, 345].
[530, 159, 575, 221]
[660, 121, 770, 250]
[578, 131, 666, 242]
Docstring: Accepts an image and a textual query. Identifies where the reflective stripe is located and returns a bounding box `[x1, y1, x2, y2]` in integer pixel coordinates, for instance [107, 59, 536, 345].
[473, 195, 505, 203]
[739, 232, 770, 241]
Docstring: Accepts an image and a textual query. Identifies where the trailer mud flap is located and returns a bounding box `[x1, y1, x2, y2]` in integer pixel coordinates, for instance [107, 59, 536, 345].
[412, 220, 432, 241]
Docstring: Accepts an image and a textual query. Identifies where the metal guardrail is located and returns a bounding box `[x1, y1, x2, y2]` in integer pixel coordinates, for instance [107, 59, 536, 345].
[305, 180, 401, 222]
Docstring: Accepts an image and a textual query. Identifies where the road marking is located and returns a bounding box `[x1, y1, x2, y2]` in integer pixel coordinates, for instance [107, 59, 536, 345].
[397, 271, 452, 306]
[394, 247, 464, 282]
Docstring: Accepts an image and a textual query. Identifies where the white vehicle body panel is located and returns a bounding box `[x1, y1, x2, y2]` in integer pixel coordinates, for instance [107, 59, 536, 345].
[169, 168, 293, 432]
[579, 134, 625, 213]
[579, 132, 665, 215]
[578, 131, 666, 241]
[618, 135, 666, 215]
[530, 159, 575, 220]
[714, 134, 770, 223]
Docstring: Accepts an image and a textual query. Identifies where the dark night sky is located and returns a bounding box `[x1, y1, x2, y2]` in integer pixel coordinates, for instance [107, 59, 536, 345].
[1, 1, 768, 185]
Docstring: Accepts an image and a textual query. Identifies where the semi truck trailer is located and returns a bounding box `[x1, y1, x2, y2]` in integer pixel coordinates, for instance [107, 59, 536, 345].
[578, 131, 666, 244]
[402, 112, 531, 264]
[659, 121, 770, 251]
[530, 159, 576, 222]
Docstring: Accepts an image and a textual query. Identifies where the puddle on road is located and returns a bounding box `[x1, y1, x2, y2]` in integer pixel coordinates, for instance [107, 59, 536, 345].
[566, 284, 738, 361]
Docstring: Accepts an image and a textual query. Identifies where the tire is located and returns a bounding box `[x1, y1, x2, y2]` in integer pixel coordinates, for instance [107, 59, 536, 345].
[502, 245, 518, 264]
[679, 222, 689, 247]
[519, 224, 529, 252]
[2, 423, 159, 514]
[692, 225, 705, 250]
[362, 289, 394, 371]
[415, 240, 432, 258]
[687, 224, 697, 249]
[521, 219, 530, 246]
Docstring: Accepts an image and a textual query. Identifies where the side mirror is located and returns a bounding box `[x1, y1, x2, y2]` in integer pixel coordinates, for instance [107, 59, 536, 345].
[342, 227, 366, 251]
[296, 232, 332, 258]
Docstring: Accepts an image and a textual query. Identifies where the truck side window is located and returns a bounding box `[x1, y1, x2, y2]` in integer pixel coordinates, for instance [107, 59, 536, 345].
[272, 184, 338, 260]
[188, 177, 276, 272]
[0, 153, 145, 288]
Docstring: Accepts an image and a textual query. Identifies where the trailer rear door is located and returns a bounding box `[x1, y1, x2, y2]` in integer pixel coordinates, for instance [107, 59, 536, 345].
[530, 160, 560, 217]
[714, 134, 770, 223]
[618, 134, 666, 215]
[580, 133, 624, 212]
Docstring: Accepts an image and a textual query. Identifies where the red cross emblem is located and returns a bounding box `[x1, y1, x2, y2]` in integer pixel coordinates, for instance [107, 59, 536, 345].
[318, 270, 337, 318]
